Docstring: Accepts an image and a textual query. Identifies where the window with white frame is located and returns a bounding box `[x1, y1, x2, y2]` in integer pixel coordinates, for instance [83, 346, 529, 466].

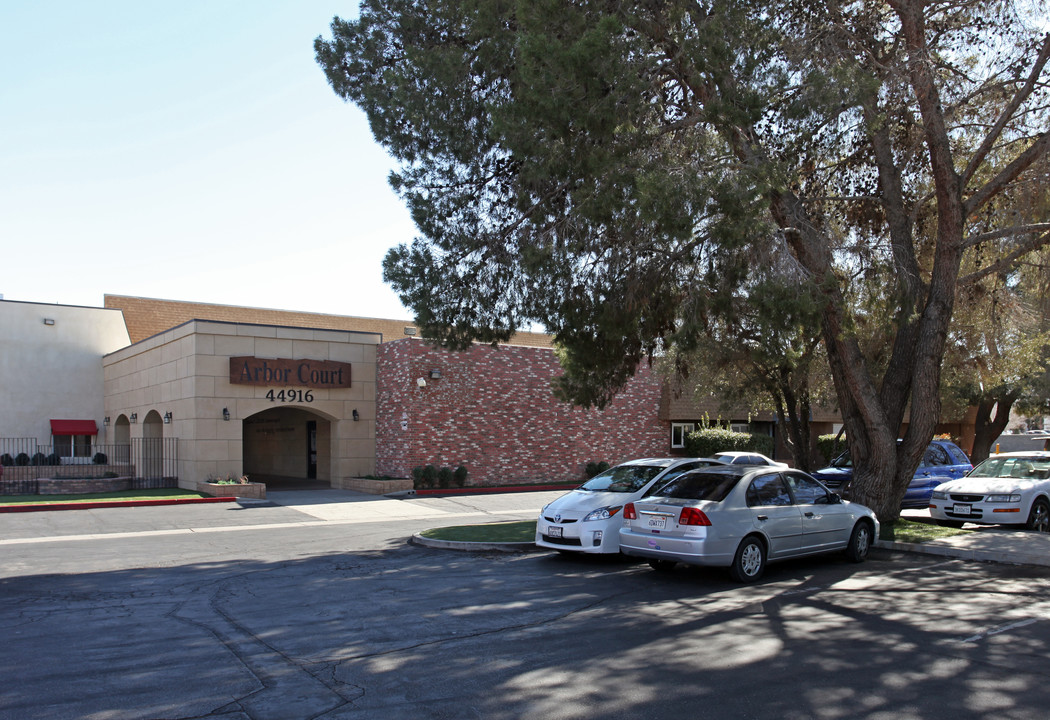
[53, 434, 93, 459]
[671, 422, 696, 449]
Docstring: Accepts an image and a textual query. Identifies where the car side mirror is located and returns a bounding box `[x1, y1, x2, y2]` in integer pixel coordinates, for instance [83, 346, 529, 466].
[829, 493, 843, 504]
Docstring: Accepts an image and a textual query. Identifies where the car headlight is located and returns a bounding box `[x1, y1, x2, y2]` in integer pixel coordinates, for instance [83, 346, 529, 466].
[985, 494, 1021, 503]
[932, 491, 947, 500]
[583, 506, 623, 522]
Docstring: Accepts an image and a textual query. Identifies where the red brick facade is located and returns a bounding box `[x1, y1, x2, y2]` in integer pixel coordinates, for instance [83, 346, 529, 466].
[376, 339, 669, 485]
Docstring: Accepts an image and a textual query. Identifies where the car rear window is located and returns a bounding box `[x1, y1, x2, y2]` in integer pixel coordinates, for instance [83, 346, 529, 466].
[971, 457, 1050, 480]
[580, 465, 666, 493]
[648, 471, 739, 501]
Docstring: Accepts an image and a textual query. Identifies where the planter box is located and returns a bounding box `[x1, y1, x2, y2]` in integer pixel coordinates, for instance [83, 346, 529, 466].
[339, 477, 413, 494]
[197, 481, 267, 499]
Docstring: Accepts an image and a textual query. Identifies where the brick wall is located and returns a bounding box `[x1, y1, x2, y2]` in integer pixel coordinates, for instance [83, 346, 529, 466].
[376, 339, 669, 486]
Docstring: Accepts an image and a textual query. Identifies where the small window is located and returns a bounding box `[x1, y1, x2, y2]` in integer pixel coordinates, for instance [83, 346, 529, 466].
[746, 473, 792, 507]
[947, 445, 970, 465]
[671, 422, 695, 449]
[53, 434, 92, 459]
[923, 444, 951, 467]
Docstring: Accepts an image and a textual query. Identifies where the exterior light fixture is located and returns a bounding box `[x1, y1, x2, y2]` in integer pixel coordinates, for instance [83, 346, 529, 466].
[222, 407, 231, 421]
[129, 413, 138, 423]
[429, 369, 442, 380]
[163, 411, 172, 424]
[352, 409, 360, 421]
[103, 416, 110, 426]
[416, 377, 427, 388]
[43, 318, 55, 326]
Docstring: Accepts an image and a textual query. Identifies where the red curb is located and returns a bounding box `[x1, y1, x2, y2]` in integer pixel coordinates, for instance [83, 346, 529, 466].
[0, 496, 241, 513]
[414, 484, 578, 496]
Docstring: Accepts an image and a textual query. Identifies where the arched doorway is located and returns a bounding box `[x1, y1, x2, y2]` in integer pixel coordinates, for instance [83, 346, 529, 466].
[242, 407, 333, 489]
[142, 410, 164, 480]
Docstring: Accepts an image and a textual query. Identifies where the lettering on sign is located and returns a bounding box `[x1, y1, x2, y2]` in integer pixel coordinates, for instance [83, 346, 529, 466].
[230, 357, 352, 389]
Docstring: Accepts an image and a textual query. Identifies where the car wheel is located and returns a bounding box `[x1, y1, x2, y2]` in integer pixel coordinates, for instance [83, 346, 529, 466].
[648, 559, 676, 572]
[1025, 498, 1050, 532]
[937, 519, 965, 529]
[729, 536, 766, 583]
[845, 521, 872, 563]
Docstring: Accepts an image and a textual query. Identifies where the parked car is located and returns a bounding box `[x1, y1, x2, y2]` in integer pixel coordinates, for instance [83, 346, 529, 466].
[711, 451, 787, 467]
[928, 451, 1050, 532]
[811, 439, 972, 508]
[619, 465, 878, 582]
[535, 457, 727, 554]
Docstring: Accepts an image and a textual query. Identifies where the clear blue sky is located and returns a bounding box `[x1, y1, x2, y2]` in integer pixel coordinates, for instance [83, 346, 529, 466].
[1, 2, 416, 320]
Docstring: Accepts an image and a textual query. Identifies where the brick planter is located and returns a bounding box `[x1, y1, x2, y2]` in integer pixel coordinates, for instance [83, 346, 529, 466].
[196, 481, 267, 499]
[339, 477, 413, 494]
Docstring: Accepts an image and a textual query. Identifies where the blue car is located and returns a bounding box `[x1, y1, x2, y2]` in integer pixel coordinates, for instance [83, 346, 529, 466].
[812, 439, 972, 509]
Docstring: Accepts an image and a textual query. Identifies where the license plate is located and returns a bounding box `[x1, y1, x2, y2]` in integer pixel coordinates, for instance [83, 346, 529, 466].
[548, 526, 563, 538]
[952, 503, 971, 515]
[646, 516, 667, 530]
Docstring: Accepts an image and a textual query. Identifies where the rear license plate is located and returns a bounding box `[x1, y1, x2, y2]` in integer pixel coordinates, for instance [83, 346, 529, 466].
[548, 526, 563, 538]
[646, 516, 667, 530]
[952, 503, 971, 515]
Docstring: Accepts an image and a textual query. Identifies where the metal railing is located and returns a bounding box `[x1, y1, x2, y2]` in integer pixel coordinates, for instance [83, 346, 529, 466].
[0, 439, 179, 493]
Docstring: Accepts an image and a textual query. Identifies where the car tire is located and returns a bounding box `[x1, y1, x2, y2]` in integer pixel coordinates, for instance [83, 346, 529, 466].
[648, 559, 676, 572]
[844, 521, 872, 563]
[937, 519, 965, 529]
[729, 536, 766, 583]
[1025, 498, 1050, 533]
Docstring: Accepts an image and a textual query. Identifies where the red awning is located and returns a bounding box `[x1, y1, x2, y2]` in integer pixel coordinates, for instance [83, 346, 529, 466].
[50, 419, 98, 436]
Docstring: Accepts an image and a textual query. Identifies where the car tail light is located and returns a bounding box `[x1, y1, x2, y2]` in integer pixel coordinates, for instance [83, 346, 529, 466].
[679, 507, 711, 526]
[623, 503, 637, 520]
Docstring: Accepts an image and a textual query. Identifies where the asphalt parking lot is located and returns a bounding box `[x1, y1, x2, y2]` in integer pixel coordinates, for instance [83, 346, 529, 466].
[3, 490, 1050, 720]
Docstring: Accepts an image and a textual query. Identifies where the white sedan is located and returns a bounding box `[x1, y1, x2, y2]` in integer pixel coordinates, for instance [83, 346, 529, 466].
[928, 451, 1050, 532]
[711, 451, 788, 468]
[535, 457, 725, 554]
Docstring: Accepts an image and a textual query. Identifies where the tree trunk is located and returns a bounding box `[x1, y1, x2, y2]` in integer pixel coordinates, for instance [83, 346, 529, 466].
[970, 392, 1021, 465]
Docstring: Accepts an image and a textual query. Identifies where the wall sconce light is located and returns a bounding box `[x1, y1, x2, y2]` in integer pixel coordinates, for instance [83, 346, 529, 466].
[429, 369, 442, 380]
[352, 409, 360, 421]
[416, 377, 427, 388]
[129, 413, 138, 423]
[43, 318, 55, 326]
[163, 411, 173, 424]
[103, 416, 111, 426]
[222, 407, 231, 421]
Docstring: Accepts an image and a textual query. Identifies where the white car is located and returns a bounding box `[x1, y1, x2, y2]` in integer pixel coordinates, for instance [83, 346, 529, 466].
[928, 451, 1050, 532]
[535, 458, 726, 554]
[619, 465, 877, 582]
[711, 451, 788, 468]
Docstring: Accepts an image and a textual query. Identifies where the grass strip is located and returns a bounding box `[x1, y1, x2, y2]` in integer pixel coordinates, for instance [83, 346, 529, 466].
[0, 488, 208, 506]
[420, 520, 537, 543]
[891, 518, 971, 543]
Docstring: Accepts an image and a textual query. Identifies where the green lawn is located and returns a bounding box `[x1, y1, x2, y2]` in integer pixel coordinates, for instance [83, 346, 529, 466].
[0, 488, 210, 506]
[890, 518, 971, 543]
[419, 520, 537, 543]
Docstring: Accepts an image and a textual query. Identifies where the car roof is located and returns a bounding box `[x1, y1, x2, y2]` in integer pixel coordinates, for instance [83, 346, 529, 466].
[980, 451, 1050, 459]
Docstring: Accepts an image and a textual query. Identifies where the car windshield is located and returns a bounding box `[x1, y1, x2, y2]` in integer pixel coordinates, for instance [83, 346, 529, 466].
[970, 457, 1050, 480]
[829, 450, 852, 468]
[649, 471, 739, 502]
[580, 465, 667, 493]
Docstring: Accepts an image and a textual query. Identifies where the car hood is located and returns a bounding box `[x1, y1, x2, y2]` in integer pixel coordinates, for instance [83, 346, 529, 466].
[812, 467, 852, 479]
[935, 476, 1046, 493]
[543, 489, 633, 515]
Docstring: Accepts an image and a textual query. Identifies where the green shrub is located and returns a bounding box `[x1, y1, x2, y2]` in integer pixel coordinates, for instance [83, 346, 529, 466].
[817, 434, 846, 466]
[422, 464, 439, 488]
[684, 428, 774, 458]
[31, 452, 47, 466]
[0, 453, 13, 466]
[453, 465, 468, 487]
[93, 452, 108, 465]
[47, 453, 61, 466]
[15, 452, 29, 466]
[438, 466, 454, 488]
[585, 461, 610, 478]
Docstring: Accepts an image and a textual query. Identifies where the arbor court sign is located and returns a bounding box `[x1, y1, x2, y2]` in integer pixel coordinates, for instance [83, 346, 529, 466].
[230, 357, 352, 389]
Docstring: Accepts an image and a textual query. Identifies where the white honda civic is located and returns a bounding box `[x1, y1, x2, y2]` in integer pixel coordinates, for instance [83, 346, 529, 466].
[535, 457, 725, 554]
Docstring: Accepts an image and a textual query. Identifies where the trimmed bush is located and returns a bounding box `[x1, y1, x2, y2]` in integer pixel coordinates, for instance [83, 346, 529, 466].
[438, 466, 454, 489]
[15, 452, 30, 466]
[422, 464, 439, 488]
[0, 453, 12, 466]
[46, 453, 61, 466]
[684, 428, 775, 459]
[411, 466, 425, 488]
[31, 452, 47, 466]
[453, 465, 468, 487]
[93, 452, 108, 465]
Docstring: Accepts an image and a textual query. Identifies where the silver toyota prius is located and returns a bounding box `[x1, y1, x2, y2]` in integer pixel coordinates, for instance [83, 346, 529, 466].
[619, 465, 878, 582]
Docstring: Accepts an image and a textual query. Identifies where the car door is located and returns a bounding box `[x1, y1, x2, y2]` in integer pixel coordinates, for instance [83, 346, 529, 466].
[785, 472, 851, 552]
[745, 472, 802, 559]
[906, 444, 953, 506]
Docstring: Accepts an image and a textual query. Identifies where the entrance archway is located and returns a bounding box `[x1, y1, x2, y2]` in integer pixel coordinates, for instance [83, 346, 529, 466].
[242, 407, 333, 489]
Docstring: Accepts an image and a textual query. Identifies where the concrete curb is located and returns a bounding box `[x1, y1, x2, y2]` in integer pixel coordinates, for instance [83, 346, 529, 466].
[410, 534, 544, 553]
[875, 538, 1048, 568]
